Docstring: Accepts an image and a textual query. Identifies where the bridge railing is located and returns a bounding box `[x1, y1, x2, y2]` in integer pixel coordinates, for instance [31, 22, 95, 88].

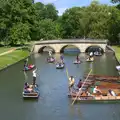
[34, 39, 108, 44]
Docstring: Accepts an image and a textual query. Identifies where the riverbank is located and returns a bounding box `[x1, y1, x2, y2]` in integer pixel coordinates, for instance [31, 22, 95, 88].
[0, 48, 30, 70]
[112, 46, 120, 64]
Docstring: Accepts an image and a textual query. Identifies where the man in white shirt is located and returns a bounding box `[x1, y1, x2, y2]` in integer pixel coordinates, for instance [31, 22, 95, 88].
[89, 52, 93, 57]
[49, 51, 52, 57]
[93, 86, 102, 94]
[32, 68, 37, 85]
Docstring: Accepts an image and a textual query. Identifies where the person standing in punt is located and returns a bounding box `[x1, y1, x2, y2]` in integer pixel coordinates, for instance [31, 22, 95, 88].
[32, 68, 37, 85]
[24, 58, 28, 70]
[49, 51, 52, 57]
[76, 55, 80, 62]
[77, 79, 82, 88]
[88, 52, 93, 60]
[60, 54, 64, 64]
[69, 76, 75, 91]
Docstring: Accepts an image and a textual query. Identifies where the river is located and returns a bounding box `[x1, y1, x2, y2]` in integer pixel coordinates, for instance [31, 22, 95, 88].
[0, 52, 120, 120]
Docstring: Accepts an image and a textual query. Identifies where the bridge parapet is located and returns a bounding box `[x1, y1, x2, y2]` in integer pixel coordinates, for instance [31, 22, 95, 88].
[34, 39, 108, 45]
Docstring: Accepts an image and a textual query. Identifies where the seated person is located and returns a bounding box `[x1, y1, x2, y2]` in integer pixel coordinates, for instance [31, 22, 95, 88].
[27, 85, 33, 92]
[61, 60, 64, 64]
[24, 64, 28, 70]
[50, 57, 53, 60]
[28, 64, 33, 68]
[24, 82, 29, 89]
[108, 89, 116, 96]
[59, 63, 61, 66]
[93, 86, 102, 94]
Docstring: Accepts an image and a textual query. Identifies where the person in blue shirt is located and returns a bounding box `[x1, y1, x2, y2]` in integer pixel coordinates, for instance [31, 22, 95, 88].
[60, 55, 64, 63]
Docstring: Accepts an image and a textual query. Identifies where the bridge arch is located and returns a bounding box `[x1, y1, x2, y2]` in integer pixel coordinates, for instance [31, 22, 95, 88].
[85, 45, 104, 53]
[60, 45, 81, 53]
[38, 46, 55, 53]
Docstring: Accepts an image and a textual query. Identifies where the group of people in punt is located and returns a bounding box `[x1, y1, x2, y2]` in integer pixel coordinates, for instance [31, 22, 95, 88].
[93, 86, 116, 96]
[93, 86, 116, 97]
[68, 76, 117, 97]
[24, 59, 34, 70]
[24, 68, 38, 93]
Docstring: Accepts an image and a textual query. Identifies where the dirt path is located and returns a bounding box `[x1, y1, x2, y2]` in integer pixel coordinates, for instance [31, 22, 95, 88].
[0, 48, 16, 56]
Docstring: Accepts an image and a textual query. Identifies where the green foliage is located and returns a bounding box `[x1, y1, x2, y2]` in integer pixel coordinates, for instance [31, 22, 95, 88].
[111, 0, 120, 3]
[0, 0, 120, 45]
[32, 19, 61, 40]
[9, 23, 30, 45]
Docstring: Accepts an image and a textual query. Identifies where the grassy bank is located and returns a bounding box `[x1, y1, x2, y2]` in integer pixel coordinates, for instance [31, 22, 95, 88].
[0, 49, 29, 70]
[0, 47, 15, 54]
[112, 46, 120, 61]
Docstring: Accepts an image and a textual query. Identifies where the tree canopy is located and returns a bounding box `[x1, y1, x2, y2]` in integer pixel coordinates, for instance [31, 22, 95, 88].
[111, 0, 120, 3]
[0, 0, 120, 45]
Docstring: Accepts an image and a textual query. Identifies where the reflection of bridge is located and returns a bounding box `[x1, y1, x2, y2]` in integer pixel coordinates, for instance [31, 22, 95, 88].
[33, 39, 108, 53]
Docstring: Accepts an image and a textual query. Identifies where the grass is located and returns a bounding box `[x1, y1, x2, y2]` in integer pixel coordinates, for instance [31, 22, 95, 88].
[112, 46, 120, 60]
[0, 47, 15, 54]
[0, 49, 29, 69]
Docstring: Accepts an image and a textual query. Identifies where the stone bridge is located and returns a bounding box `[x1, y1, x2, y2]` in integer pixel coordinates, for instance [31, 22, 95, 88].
[33, 39, 108, 53]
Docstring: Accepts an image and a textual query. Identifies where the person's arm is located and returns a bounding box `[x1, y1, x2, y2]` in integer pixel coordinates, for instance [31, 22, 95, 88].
[33, 68, 37, 72]
[98, 89, 102, 93]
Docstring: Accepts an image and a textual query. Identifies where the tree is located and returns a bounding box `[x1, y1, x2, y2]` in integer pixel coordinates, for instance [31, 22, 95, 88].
[9, 23, 30, 45]
[31, 19, 61, 40]
[44, 4, 58, 20]
[111, 0, 120, 3]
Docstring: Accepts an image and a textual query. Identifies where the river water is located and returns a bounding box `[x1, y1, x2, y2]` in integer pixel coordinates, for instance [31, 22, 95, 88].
[0, 52, 120, 120]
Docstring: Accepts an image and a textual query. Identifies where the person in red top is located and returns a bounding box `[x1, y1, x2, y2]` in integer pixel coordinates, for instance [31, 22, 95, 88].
[77, 79, 82, 88]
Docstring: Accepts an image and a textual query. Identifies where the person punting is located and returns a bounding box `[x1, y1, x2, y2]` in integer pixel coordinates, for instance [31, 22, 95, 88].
[69, 76, 75, 91]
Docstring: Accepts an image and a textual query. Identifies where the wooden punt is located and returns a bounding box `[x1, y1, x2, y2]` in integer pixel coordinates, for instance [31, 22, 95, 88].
[94, 52, 102, 56]
[23, 64, 35, 71]
[68, 89, 120, 103]
[68, 79, 120, 103]
[47, 57, 55, 63]
[86, 57, 94, 62]
[84, 74, 120, 81]
[82, 80, 120, 89]
[56, 63, 64, 69]
[23, 92, 39, 98]
[71, 96, 120, 103]
[68, 86, 120, 97]
[23, 85, 39, 98]
[73, 60, 81, 64]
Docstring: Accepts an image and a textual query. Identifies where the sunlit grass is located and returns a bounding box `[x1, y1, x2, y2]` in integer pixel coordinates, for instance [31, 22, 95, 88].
[0, 47, 15, 54]
[0, 49, 29, 69]
[112, 46, 120, 60]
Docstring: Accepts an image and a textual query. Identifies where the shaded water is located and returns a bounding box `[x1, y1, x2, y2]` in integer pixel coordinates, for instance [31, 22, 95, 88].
[0, 52, 120, 120]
